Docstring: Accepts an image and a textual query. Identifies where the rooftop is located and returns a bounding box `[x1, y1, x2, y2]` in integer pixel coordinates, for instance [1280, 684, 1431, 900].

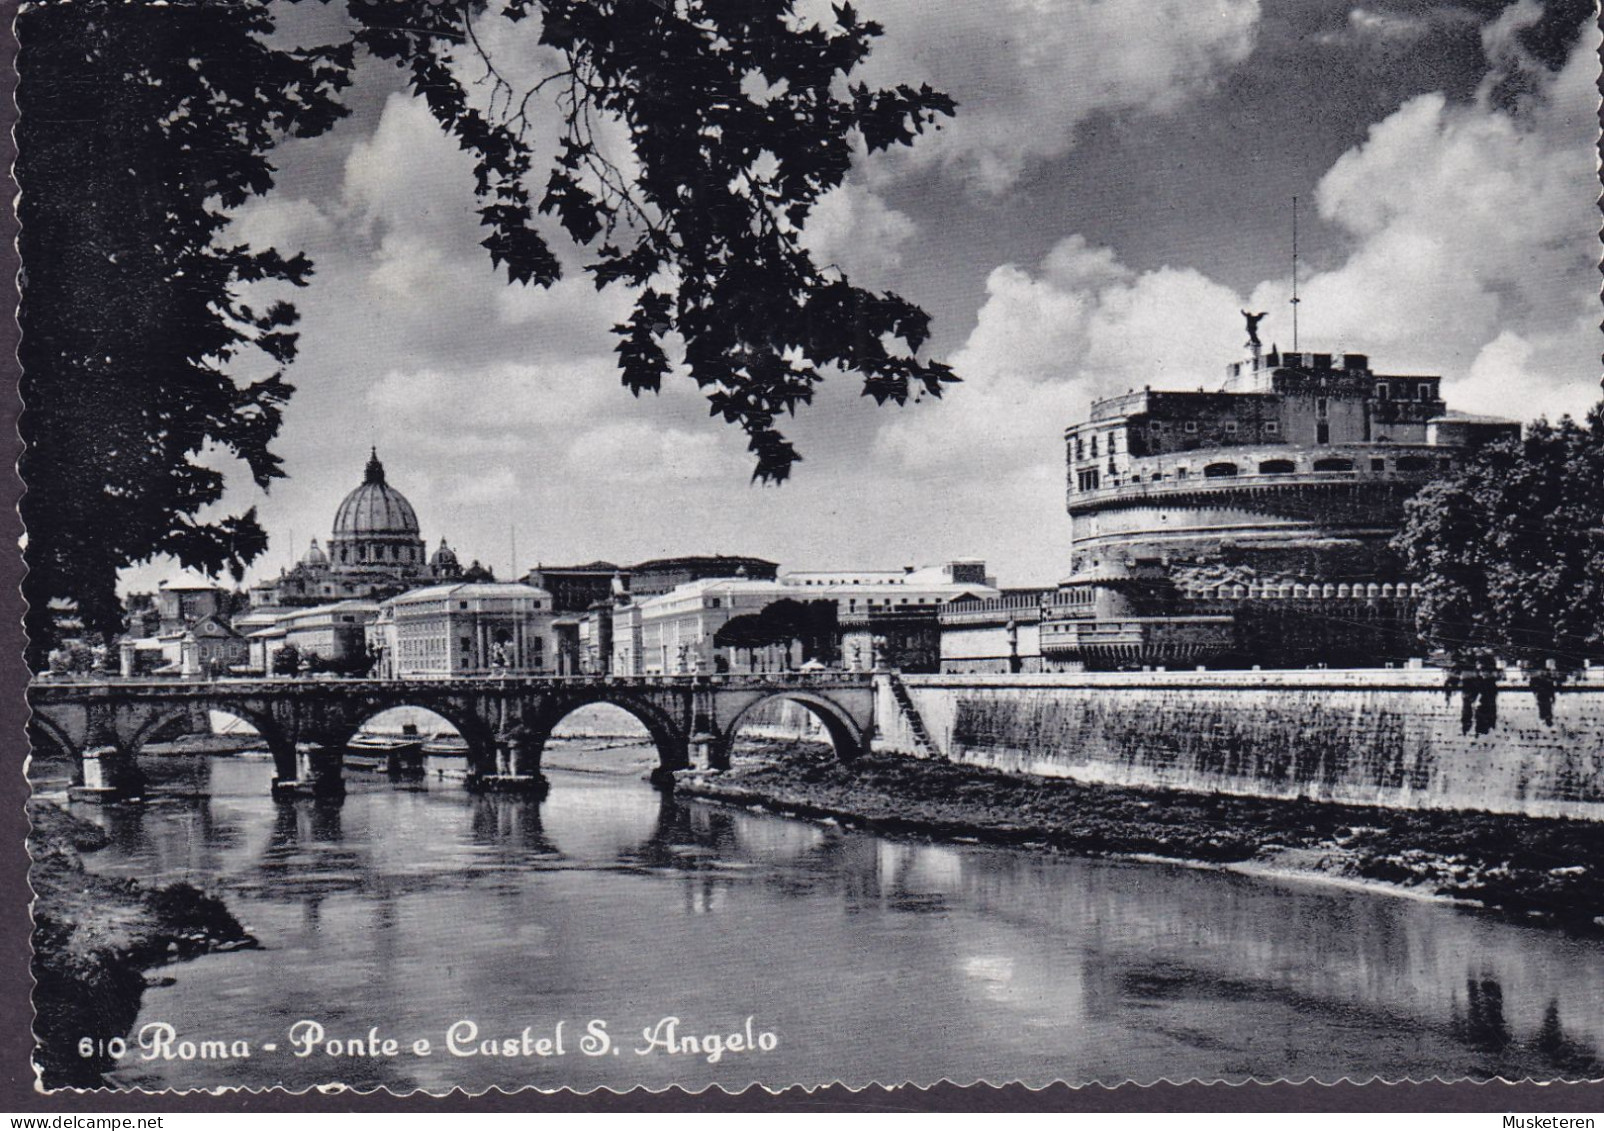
[629, 554, 778, 573]
[387, 581, 552, 604]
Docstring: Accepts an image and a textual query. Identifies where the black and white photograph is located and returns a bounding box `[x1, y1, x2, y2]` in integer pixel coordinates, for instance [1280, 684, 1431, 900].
[11, 0, 1604, 1103]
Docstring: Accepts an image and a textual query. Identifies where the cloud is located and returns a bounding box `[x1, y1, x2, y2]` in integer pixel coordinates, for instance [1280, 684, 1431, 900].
[1346, 7, 1429, 41]
[231, 197, 335, 251]
[366, 358, 620, 433]
[1316, 5, 1479, 48]
[1244, 27, 1599, 416]
[444, 466, 520, 506]
[879, 235, 1246, 474]
[800, 181, 918, 281]
[874, 17, 1598, 578]
[565, 421, 749, 484]
[848, 0, 1262, 192]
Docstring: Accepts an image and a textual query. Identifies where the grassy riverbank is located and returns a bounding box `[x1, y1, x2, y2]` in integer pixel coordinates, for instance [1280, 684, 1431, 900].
[687, 742, 1604, 932]
[29, 799, 255, 1089]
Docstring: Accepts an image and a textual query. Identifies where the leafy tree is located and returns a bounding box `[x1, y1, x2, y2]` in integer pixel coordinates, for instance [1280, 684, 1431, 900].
[347, 0, 958, 480]
[1395, 400, 1604, 668]
[18, 0, 955, 666]
[271, 644, 302, 676]
[17, 1, 351, 664]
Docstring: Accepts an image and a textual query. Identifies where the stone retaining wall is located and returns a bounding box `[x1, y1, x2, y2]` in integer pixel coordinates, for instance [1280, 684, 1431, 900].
[873, 670, 1604, 821]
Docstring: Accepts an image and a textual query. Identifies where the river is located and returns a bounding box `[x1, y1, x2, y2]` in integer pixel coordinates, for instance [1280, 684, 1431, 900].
[46, 740, 1604, 1092]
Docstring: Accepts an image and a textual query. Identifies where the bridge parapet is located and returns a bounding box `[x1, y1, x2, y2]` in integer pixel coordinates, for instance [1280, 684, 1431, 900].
[29, 670, 875, 700]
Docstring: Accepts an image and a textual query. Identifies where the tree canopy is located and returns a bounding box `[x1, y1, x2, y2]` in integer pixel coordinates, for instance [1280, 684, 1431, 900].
[18, 1, 352, 662]
[1394, 400, 1604, 668]
[17, 0, 955, 662]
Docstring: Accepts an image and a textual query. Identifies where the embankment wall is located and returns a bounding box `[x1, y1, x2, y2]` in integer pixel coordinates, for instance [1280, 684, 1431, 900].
[873, 671, 1604, 821]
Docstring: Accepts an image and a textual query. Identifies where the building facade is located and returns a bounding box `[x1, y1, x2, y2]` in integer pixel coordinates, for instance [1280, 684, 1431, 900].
[938, 590, 1048, 674]
[784, 561, 999, 673]
[578, 556, 776, 675]
[280, 601, 379, 672]
[117, 577, 245, 677]
[119, 613, 248, 678]
[374, 582, 558, 678]
[628, 578, 796, 675]
[1051, 341, 1519, 670]
[153, 577, 229, 633]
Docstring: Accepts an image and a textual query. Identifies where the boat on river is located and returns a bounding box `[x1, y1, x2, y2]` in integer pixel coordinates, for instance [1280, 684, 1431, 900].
[345, 731, 426, 775]
[421, 734, 469, 758]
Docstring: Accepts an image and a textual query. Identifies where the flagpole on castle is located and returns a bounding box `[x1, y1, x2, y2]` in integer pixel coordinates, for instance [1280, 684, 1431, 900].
[1291, 196, 1301, 353]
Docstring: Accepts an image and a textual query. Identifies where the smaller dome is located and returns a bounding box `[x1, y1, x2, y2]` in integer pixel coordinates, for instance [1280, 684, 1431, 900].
[301, 538, 329, 567]
[430, 537, 459, 569]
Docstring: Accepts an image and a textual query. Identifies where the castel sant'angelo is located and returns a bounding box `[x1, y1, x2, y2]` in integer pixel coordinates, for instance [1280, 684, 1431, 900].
[1046, 314, 1519, 671]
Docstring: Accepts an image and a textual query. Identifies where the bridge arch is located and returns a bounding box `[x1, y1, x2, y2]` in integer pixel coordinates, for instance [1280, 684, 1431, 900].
[179, 699, 302, 781]
[524, 692, 690, 777]
[720, 689, 869, 762]
[125, 702, 275, 755]
[331, 698, 498, 756]
[27, 711, 79, 761]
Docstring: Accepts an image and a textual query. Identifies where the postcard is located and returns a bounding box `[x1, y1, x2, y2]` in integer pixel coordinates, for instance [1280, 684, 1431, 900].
[13, 0, 1604, 1104]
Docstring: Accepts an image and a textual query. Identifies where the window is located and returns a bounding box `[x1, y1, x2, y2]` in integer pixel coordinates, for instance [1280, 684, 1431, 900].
[1316, 397, 1329, 418]
[1376, 383, 1390, 400]
[709, 598, 721, 608]
[1317, 422, 1330, 444]
[1224, 422, 1238, 434]
[1090, 435, 1099, 457]
[1203, 461, 1239, 478]
[1184, 421, 1198, 434]
[1395, 455, 1432, 472]
[1312, 457, 1353, 472]
[1264, 421, 1279, 434]
[1258, 459, 1295, 474]
[459, 601, 468, 610]
[1418, 383, 1432, 401]
[1371, 458, 1387, 471]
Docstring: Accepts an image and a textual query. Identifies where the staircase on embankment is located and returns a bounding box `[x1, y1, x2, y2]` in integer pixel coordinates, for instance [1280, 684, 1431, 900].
[883, 671, 941, 760]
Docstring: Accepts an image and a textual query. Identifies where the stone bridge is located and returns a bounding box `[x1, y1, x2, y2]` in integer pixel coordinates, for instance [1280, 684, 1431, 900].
[27, 673, 879, 800]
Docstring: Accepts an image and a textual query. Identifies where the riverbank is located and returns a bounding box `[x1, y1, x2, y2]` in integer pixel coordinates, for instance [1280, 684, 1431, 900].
[686, 742, 1604, 933]
[141, 734, 262, 756]
[28, 799, 256, 1090]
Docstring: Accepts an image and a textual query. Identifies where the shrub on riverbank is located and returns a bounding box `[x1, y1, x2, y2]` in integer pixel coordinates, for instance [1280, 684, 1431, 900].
[28, 800, 254, 1089]
[692, 746, 1604, 932]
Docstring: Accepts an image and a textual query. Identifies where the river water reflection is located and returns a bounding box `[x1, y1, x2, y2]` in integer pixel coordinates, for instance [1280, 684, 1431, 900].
[53, 744, 1604, 1091]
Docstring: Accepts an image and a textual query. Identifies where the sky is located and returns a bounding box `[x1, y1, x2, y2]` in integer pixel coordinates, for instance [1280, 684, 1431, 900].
[127, 0, 1602, 594]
